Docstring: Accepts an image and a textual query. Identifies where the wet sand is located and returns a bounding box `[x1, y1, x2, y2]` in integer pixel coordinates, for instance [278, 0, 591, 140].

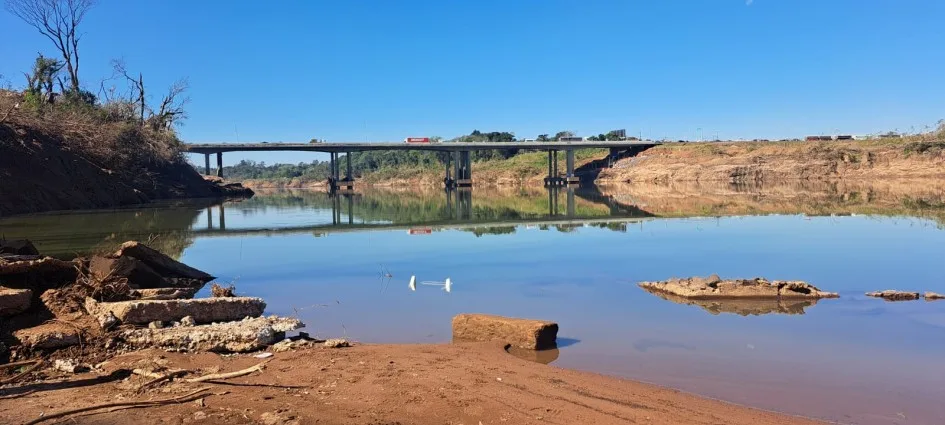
[0, 343, 822, 425]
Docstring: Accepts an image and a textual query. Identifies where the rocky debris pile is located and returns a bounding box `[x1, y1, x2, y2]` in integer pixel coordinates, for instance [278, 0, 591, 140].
[0, 239, 304, 363]
[865, 290, 921, 301]
[452, 314, 558, 350]
[640, 287, 820, 316]
[122, 316, 304, 353]
[925, 292, 945, 301]
[88, 241, 215, 290]
[638, 275, 840, 299]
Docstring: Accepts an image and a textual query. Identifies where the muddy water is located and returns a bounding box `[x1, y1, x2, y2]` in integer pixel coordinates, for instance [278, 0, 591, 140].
[2, 183, 944, 425]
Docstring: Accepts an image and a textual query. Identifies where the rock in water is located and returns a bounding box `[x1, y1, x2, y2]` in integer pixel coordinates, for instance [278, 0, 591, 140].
[121, 316, 304, 353]
[638, 276, 839, 299]
[452, 314, 558, 350]
[925, 292, 945, 301]
[0, 287, 31, 316]
[866, 290, 920, 301]
[85, 297, 266, 325]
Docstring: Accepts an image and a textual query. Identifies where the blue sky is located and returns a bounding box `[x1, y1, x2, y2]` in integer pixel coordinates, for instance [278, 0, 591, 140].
[3, 0, 944, 165]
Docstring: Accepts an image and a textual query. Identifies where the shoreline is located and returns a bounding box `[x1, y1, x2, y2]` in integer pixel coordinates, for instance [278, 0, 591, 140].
[0, 342, 825, 425]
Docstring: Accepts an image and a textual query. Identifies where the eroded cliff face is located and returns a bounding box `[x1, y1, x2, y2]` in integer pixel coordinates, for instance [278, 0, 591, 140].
[597, 140, 945, 184]
[0, 123, 250, 217]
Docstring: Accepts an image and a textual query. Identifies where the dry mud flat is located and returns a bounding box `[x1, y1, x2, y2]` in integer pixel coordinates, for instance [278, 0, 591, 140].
[0, 343, 823, 425]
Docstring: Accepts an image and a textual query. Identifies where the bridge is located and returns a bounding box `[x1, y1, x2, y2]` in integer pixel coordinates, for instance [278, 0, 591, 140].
[183, 140, 659, 189]
[193, 186, 653, 238]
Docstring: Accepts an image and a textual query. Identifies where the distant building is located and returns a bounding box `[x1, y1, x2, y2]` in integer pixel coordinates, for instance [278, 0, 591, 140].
[611, 129, 627, 139]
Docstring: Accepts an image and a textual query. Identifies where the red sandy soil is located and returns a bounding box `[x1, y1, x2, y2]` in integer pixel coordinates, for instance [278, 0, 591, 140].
[0, 342, 822, 425]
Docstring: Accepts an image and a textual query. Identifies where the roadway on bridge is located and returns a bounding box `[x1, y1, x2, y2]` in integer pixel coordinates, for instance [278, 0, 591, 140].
[184, 140, 659, 154]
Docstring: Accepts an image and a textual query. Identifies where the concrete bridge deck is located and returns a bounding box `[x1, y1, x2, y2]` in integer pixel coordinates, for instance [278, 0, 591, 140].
[183, 140, 658, 154]
[184, 140, 659, 189]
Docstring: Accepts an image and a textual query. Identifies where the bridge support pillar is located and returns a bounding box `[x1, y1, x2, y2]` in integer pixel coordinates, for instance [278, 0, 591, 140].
[216, 152, 223, 178]
[345, 152, 352, 181]
[566, 186, 575, 217]
[444, 153, 454, 187]
[454, 150, 471, 187]
[564, 149, 579, 185]
[333, 151, 353, 191]
[545, 150, 569, 187]
[218, 204, 226, 230]
[204, 154, 210, 175]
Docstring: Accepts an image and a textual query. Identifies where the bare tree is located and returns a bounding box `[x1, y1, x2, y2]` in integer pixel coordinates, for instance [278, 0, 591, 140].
[5, 0, 96, 94]
[111, 59, 145, 122]
[149, 79, 189, 130]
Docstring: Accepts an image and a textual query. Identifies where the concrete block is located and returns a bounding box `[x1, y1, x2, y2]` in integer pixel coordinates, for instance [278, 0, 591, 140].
[452, 313, 558, 350]
[121, 316, 304, 353]
[85, 297, 265, 325]
[0, 287, 31, 316]
[14, 322, 80, 349]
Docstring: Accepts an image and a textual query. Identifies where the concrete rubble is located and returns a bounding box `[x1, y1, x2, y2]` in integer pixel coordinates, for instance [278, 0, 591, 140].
[88, 244, 213, 289]
[84, 297, 266, 325]
[121, 316, 304, 353]
[452, 313, 558, 350]
[0, 254, 75, 276]
[0, 240, 306, 360]
[638, 275, 840, 299]
[112, 241, 214, 283]
[130, 287, 199, 300]
[0, 287, 31, 316]
[14, 322, 81, 349]
[866, 290, 921, 301]
[53, 359, 89, 373]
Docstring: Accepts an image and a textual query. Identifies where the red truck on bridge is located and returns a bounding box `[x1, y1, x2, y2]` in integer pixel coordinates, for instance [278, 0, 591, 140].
[404, 137, 431, 144]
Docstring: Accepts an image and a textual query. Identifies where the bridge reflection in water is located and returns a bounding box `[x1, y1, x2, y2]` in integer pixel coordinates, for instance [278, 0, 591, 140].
[195, 186, 654, 237]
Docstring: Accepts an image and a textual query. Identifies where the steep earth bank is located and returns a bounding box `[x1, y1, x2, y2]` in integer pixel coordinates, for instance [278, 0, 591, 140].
[598, 139, 945, 183]
[0, 115, 251, 217]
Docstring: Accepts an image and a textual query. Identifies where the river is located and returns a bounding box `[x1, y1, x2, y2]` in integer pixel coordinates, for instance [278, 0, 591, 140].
[2, 182, 944, 425]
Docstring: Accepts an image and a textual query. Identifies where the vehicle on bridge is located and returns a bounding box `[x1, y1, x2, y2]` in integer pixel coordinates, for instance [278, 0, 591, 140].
[559, 136, 585, 142]
[404, 137, 432, 144]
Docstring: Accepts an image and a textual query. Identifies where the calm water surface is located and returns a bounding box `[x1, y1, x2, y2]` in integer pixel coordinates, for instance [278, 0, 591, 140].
[2, 184, 944, 425]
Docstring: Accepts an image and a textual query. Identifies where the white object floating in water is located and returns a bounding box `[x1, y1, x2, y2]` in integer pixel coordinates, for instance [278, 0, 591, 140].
[444, 277, 452, 293]
[409, 275, 416, 291]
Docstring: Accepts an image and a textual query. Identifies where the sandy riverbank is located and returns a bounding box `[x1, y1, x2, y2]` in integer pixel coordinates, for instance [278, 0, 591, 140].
[598, 139, 945, 183]
[0, 343, 821, 425]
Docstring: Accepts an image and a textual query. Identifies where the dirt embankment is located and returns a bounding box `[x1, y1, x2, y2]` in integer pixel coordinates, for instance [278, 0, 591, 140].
[598, 140, 945, 183]
[0, 94, 252, 217]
